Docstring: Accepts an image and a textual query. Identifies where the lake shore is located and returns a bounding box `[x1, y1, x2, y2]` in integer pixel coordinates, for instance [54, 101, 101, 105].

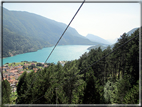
[2, 45, 91, 66]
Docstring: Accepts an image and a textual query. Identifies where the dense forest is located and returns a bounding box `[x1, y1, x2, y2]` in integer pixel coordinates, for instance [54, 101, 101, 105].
[3, 27, 51, 57]
[2, 27, 140, 105]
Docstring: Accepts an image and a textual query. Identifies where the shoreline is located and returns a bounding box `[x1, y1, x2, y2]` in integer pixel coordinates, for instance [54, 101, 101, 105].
[2, 45, 54, 59]
[2, 44, 92, 59]
[2, 60, 68, 67]
[2, 45, 92, 66]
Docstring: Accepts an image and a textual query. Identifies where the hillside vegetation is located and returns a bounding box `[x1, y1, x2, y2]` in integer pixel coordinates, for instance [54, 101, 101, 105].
[2, 27, 140, 104]
[3, 8, 98, 57]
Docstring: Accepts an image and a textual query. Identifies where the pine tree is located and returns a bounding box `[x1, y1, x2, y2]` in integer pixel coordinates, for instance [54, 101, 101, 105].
[62, 61, 83, 104]
[2, 79, 11, 104]
[16, 71, 27, 103]
[123, 80, 139, 104]
[83, 68, 101, 104]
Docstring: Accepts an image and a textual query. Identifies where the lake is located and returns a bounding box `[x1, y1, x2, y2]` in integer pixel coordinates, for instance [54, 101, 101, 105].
[1, 45, 92, 65]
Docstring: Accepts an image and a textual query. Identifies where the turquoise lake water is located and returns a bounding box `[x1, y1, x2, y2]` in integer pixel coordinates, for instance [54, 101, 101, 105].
[1, 45, 92, 65]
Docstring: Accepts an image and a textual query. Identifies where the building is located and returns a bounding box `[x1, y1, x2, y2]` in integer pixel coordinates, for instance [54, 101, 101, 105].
[33, 68, 38, 71]
[9, 72, 15, 76]
[44, 65, 48, 68]
[17, 66, 23, 71]
[14, 75, 19, 80]
[18, 74, 21, 77]
[8, 80, 14, 84]
[9, 69, 18, 73]
[31, 63, 36, 66]
[19, 71, 24, 74]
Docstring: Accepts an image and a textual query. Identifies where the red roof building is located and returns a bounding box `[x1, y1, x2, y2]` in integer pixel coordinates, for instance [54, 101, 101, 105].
[9, 69, 18, 73]
[33, 68, 38, 71]
[19, 71, 24, 74]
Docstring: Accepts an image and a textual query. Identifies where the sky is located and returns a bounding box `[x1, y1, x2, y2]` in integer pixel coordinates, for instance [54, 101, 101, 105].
[2, 0, 141, 41]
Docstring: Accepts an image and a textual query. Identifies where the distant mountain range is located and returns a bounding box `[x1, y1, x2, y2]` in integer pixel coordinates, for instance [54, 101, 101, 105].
[113, 27, 139, 44]
[2, 7, 139, 58]
[106, 27, 139, 44]
[87, 27, 139, 51]
[2, 8, 100, 57]
[85, 34, 111, 45]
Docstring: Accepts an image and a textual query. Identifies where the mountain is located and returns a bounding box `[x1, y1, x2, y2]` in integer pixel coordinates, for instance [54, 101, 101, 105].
[86, 27, 139, 50]
[86, 34, 111, 45]
[108, 27, 139, 49]
[104, 27, 138, 45]
[108, 27, 139, 45]
[3, 8, 98, 57]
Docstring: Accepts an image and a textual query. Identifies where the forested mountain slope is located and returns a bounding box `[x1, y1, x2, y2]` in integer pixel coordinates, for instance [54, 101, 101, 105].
[2, 27, 140, 104]
[127, 27, 138, 36]
[87, 27, 139, 51]
[3, 8, 97, 57]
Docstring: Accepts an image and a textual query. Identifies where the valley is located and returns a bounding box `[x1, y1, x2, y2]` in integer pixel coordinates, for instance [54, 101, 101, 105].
[1, 6, 140, 105]
[3, 8, 98, 58]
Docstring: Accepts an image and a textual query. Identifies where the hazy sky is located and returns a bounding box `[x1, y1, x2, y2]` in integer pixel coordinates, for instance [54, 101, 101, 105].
[2, 0, 141, 40]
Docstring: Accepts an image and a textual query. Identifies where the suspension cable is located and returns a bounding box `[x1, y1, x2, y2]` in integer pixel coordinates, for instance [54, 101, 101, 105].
[31, 34, 138, 104]
[17, 0, 86, 104]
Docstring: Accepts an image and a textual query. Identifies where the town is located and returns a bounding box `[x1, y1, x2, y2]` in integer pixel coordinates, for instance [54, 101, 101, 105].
[1, 61, 50, 92]
[1, 60, 68, 93]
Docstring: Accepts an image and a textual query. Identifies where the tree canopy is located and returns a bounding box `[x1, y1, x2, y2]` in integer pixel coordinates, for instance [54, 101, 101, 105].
[3, 27, 139, 104]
